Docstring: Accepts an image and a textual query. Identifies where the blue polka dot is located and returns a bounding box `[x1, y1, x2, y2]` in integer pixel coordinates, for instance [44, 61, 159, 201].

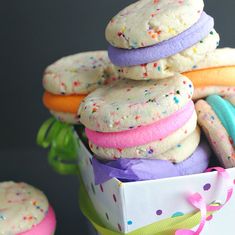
[172, 212, 184, 218]
[127, 220, 133, 225]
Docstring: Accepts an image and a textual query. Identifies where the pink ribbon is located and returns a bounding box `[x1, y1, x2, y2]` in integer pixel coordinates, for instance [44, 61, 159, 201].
[176, 167, 234, 235]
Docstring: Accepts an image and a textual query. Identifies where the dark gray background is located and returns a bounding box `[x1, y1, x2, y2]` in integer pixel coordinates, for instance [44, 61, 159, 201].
[0, 0, 235, 234]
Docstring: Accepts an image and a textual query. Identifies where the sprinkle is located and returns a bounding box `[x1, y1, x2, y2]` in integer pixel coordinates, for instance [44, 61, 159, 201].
[174, 97, 180, 104]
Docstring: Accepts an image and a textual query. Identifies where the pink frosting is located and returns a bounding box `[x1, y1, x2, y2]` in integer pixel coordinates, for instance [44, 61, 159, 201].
[18, 206, 56, 235]
[86, 101, 194, 148]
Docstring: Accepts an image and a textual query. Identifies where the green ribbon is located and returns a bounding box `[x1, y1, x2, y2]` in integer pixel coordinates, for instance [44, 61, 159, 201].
[78, 175, 210, 235]
[37, 117, 80, 175]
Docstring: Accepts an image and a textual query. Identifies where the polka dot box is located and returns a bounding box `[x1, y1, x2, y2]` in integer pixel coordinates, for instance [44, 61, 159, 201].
[77, 140, 235, 234]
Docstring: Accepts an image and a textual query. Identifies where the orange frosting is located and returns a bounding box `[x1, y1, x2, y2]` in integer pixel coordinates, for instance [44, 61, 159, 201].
[183, 66, 235, 88]
[43, 92, 86, 114]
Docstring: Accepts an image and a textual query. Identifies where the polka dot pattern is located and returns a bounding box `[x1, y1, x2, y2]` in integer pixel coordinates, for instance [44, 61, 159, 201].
[203, 183, 211, 191]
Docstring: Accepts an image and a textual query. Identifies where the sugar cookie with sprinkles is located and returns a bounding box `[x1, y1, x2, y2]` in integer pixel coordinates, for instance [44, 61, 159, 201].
[182, 48, 235, 100]
[0, 181, 56, 235]
[106, 0, 204, 49]
[105, 0, 219, 81]
[196, 96, 235, 168]
[91, 125, 200, 162]
[78, 75, 200, 161]
[118, 29, 219, 80]
[89, 113, 197, 160]
[43, 51, 118, 95]
[42, 51, 119, 124]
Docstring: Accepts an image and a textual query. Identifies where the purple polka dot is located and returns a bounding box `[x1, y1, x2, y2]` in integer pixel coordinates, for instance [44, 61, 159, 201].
[156, 210, 163, 216]
[203, 183, 211, 191]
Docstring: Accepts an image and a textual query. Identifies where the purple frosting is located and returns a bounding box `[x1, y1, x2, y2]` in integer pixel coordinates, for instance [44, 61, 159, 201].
[92, 140, 211, 185]
[108, 12, 214, 67]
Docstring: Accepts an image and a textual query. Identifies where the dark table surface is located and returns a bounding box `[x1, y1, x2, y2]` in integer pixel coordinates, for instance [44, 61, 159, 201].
[0, 148, 97, 235]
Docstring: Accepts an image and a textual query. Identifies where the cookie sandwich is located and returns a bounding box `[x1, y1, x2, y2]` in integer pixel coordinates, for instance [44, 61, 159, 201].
[106, 0, 219, 80]
[43, 51, 118, 124]
[0, 181, 56, 235]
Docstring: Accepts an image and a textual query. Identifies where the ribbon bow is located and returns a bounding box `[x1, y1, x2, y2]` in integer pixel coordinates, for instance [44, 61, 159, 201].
[36, 117, 79, 175]
[176, 167, 234, 235]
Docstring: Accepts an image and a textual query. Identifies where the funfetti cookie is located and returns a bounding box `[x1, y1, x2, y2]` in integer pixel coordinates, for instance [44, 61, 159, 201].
[117, 29, 219, 80]
[105, 0, 219, 80]
[196, 95, 235, 168]
[78, 75, 200, 161]
[0, 181, 56, 235]
[42, 51, 119, 124]
[182, 48, 235, 100]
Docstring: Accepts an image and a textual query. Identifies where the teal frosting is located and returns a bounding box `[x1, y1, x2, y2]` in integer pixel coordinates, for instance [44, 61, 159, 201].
[206, 95, 235, 146]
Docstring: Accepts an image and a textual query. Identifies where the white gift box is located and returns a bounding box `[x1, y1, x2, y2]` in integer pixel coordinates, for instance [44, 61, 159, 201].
[78, 140, 235, 234]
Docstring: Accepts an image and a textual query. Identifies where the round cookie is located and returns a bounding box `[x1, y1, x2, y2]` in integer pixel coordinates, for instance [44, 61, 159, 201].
[182, 48, 235, 99]
[193, 48, 235, 69]
[90, 122, 200, 162]
[224, 94, 235, 106]
[43, 51, 118, 95]
[193, 86, 235, 100]
[89, 112, 197, 160]
[118, 29, 219, 80]
[42, 91, 85, 124]
[105, 0, 204, 49]
[50, 110, 79, 124]
[78, 75, 194, 132]
[196, 99, 235, 168]
[0, 182, 56, 235]
[43, 92, 85, 114]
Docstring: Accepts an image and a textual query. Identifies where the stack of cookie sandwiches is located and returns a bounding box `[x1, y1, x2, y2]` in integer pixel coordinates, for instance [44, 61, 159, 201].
[38, 0, 235, 182]
[77, 0, 220, 181]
